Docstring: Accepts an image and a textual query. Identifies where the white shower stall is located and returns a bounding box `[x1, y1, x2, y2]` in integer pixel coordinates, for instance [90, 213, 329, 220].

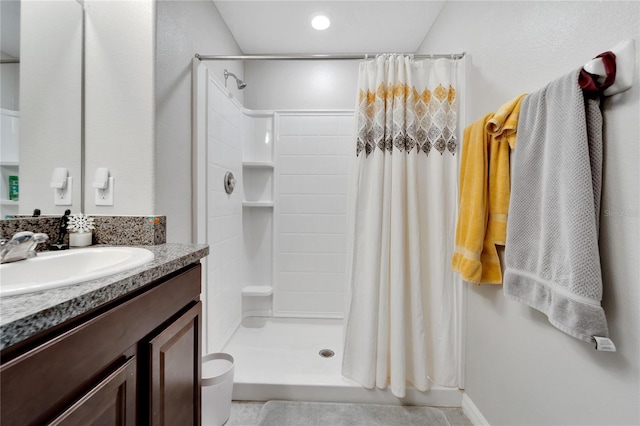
[193, 62, 464, 405]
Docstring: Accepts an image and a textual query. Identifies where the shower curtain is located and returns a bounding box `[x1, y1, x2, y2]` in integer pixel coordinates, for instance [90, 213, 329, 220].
[342, 54, 460, 398]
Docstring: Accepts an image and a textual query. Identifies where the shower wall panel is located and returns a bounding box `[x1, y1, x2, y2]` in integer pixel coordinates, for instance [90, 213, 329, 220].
[241, 114, 274, 288]
[274, 113, 354, 318]
[205, 79, 244, 350]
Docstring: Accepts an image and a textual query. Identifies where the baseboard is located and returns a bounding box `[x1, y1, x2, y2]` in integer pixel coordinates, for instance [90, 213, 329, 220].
[233, 382, 462, 407]
[461, 392, 490, 426]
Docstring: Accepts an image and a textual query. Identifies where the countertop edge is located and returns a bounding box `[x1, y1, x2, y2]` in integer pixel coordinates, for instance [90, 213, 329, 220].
[0, 243, 209, 351]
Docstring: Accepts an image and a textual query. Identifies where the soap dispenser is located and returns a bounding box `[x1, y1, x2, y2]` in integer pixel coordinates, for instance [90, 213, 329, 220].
[49, 209, 71, 250]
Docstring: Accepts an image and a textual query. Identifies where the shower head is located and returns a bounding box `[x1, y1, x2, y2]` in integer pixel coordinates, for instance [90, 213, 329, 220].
[224, 69, 247, 90]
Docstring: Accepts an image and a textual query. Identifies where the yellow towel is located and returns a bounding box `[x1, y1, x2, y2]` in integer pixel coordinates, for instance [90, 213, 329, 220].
[452, 113, 493, 284]
[486, 94, 526, 150]
[452, 95, 526, 284]
[485, 94, 526, 247]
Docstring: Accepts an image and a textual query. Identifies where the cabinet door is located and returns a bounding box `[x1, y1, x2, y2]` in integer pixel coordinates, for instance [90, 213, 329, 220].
[149, 302, 202, 426]
[48, 356, 136, 426]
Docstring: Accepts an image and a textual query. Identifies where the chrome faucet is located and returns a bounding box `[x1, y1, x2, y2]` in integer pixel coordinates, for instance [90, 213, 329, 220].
[0, 231, 49, 264]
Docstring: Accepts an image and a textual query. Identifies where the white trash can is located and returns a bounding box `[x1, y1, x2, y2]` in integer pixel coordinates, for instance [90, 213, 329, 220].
[202, 353, 235, 426]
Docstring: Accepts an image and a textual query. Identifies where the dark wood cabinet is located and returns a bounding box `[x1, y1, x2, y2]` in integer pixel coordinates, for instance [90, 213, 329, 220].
[0, 263, 202, 426]
[149, 302, 202, 426]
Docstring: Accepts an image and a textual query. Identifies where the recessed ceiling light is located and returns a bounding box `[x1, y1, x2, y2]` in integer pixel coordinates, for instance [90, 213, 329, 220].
[311, 15, 331, 31]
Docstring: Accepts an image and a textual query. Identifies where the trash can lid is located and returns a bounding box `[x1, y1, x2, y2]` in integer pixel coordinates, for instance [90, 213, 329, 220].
[202, 353, 234, 386]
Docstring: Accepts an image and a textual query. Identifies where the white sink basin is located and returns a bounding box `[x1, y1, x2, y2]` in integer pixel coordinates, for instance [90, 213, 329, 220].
[0, 247, 154, 297]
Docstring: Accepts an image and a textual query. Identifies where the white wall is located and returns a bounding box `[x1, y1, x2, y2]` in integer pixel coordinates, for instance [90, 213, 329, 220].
[0, 63, 19, 111]
[274, 113, 353, 317]
[1, 0, 20, 111]
[84, 0, 156, 215]
[156, 0, 244, 243]
[417, 2, 639, 425]
[244, 60, 359, 110]
[19, 0, 82, 215]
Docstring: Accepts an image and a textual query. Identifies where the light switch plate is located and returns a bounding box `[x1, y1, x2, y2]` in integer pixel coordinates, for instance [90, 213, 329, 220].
[53, 177, 73, 206]
[95, 177, 114, 206]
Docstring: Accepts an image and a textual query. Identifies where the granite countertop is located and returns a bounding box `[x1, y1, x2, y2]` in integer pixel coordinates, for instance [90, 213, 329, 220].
[0, 243, 209, 351]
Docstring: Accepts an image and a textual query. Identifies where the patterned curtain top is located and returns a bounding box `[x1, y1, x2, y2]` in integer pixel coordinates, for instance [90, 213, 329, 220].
[356, 54, 459, 157]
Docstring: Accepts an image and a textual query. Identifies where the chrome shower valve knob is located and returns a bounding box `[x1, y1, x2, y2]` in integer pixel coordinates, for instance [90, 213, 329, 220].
[224, 171, 236, 194]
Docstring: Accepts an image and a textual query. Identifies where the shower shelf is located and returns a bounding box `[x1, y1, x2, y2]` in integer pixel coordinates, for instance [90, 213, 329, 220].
[242, 285, 273, 296]
[242, 201, 274, 208]
[243, 161, 274, 169]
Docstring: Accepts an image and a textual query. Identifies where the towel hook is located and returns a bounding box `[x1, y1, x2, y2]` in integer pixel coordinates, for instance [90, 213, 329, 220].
[583, 39, 635, 96]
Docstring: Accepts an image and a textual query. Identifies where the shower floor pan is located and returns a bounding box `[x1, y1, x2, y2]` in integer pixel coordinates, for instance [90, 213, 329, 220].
[221, 317, 462, 406]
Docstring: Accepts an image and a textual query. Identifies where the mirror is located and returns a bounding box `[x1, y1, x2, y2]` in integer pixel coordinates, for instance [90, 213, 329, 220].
[0, 0, 84, 219]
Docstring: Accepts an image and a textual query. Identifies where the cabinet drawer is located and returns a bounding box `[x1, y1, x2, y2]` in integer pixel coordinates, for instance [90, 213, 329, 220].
[48, 356, 137, 426]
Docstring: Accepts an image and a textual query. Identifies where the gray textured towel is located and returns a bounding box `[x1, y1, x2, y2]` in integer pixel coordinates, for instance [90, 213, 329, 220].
[504, 69, 609, 343]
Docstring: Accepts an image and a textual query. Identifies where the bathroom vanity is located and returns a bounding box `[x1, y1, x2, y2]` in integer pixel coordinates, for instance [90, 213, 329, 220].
[0, 243, 208, 425]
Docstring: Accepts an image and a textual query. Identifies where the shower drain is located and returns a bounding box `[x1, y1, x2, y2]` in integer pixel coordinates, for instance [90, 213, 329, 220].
[319, 349, 335, 358]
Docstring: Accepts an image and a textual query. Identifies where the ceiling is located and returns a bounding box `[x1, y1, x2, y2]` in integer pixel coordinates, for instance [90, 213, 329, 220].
[213, 1, 446, 55]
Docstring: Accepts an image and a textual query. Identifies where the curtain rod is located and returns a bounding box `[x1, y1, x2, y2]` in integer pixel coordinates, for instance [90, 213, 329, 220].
[195, 52, 465, 61]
